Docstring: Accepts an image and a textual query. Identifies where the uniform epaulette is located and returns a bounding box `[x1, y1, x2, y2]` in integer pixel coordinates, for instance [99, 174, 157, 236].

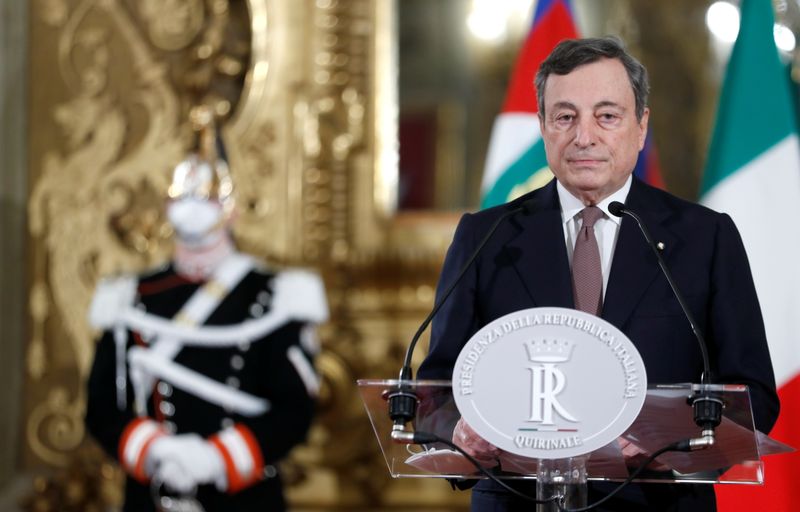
[88, 274, 138, 329]
[273, 270, 329, 324]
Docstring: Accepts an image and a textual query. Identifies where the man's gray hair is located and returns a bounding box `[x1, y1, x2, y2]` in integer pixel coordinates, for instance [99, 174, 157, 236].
[535, 36, 649, 121]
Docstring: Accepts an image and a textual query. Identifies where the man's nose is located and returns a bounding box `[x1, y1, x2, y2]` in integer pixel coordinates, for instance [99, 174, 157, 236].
[573, 118, 597, 147]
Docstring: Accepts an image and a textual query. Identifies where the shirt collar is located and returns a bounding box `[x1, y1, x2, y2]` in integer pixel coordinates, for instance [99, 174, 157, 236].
[557, 175, 633, 226]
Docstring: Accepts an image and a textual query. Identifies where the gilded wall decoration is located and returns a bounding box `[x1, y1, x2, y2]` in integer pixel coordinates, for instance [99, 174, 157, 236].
[139, 0, 205, 51]
[27, 0, 250, 468]
[27, 0, 465, 509]
[28, 0, 187, 467]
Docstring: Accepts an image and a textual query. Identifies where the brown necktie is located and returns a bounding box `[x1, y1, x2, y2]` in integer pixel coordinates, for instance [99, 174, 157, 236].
[572, 206, 604, 315]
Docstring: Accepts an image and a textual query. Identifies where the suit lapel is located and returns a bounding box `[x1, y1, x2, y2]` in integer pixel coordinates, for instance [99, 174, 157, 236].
[508, 181, 574, 309]
[602, 178, 678, 328]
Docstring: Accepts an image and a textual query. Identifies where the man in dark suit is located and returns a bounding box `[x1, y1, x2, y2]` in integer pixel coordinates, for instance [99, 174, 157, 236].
[418, 37, 779, 511]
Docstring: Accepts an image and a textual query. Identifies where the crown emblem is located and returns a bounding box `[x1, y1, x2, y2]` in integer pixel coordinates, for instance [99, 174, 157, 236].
[524, 338, 575, 363]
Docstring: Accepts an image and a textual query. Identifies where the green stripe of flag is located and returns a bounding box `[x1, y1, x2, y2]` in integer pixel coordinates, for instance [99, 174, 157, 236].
[700, 0, 798, 194]
[481, 139, 549, 209]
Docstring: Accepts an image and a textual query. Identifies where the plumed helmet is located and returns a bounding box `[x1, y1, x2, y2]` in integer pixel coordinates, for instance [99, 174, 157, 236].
[167, 106, 234, 215]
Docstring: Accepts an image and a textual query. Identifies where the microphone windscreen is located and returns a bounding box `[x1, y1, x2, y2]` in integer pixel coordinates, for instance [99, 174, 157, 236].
[608, 201, 626, 217]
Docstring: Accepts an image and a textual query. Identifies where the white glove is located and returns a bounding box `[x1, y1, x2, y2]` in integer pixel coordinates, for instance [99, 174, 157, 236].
[152, 459, 197, 495]
[146, 434, 227, 493]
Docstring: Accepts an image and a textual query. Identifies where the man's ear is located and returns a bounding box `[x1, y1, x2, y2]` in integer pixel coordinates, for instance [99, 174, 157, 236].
[638, 107, 650, 150]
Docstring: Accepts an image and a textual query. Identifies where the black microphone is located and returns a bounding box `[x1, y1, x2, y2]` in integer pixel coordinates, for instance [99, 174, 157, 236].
[608, 201, 721, 446]
[387, 196, 538, 443]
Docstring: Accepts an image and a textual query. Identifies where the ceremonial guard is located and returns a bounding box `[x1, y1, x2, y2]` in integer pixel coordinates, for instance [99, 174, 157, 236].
[85, 109, 327, 511]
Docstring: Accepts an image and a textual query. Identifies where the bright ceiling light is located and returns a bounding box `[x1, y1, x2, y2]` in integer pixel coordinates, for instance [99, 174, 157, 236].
[706, 1, 740, 43]
[467, 7, 508, 42]
[467, 0, 533, 43]
[774, 23, 796, 52]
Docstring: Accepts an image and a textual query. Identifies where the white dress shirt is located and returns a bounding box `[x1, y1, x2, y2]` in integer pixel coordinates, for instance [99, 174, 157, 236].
[557, 175, 632, 298]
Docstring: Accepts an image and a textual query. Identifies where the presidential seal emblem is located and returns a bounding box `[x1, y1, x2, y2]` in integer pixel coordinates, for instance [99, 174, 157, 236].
[452, 307, 647, 459]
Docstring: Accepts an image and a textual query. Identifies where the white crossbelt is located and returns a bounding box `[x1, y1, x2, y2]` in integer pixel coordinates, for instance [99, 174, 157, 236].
[128, 346, 270, 416]
[129, 253, 258, 416]
[121, 305, 293, 345]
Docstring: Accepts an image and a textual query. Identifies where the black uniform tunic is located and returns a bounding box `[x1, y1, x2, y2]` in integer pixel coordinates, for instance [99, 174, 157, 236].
[86, 263, 316, 511]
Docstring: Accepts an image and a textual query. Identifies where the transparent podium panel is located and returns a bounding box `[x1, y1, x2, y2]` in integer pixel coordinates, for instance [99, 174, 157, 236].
[357, 380, 793, 484]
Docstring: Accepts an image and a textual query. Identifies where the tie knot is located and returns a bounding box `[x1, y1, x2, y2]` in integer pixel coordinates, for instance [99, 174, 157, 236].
[580, 206, 603, 228]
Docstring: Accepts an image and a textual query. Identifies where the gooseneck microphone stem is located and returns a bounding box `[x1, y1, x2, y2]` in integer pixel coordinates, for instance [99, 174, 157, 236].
[608, 201, 721, 440]
[388, 198, 536, 441]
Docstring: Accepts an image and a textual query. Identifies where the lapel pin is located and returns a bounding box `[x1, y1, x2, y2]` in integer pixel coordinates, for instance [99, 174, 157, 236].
[656, 242, 665, 251]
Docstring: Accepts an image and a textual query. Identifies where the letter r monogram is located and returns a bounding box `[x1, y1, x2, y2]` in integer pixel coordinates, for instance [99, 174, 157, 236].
[528, 364, 578, 424]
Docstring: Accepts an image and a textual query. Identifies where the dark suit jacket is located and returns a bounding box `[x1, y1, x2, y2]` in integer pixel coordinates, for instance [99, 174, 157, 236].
[418, 178, 779, 511]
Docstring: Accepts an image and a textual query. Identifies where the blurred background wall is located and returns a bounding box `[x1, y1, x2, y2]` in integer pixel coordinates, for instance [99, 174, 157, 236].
[0, 0, 28, 502]
[1, 0, 798, 510]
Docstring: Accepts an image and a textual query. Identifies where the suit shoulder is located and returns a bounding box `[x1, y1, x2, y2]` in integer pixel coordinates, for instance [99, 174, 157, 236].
[638, 182, 725, 223]
[464, 187, 546, 227]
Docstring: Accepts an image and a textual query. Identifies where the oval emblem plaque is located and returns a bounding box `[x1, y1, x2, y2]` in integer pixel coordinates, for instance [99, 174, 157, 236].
[452, 307, 647, 459]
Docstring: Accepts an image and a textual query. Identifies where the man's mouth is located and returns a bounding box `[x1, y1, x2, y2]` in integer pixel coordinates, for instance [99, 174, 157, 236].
[568, 157, 605, 166]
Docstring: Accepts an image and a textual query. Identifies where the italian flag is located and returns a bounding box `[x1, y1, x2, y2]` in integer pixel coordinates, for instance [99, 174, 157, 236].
[700, 0, 800, 509]
[480, 0, 578, 209]
[480, 0, 664, 209]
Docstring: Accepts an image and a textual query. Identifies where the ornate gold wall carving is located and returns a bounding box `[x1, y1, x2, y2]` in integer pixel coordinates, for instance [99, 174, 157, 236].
[27, 0, 465, 509]
[28, 0, 184, 470]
